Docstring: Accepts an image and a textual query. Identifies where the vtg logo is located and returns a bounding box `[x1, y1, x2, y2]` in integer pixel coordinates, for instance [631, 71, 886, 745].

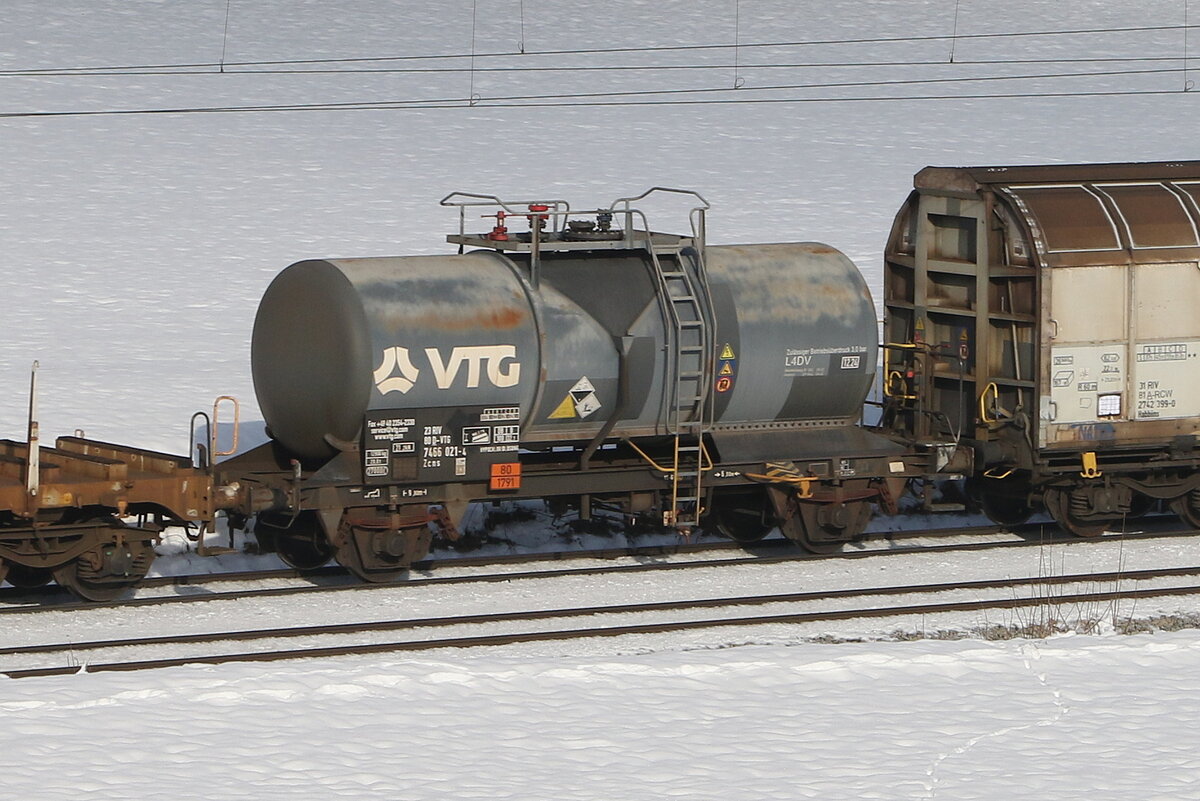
[374, 345, 521, 394]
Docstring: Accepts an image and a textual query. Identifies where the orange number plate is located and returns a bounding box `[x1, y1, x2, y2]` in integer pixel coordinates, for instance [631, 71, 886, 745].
[489, 462, 522, 491]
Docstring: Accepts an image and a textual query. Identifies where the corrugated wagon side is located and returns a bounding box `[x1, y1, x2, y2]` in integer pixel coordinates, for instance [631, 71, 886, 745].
[882, 161, 1200, 535]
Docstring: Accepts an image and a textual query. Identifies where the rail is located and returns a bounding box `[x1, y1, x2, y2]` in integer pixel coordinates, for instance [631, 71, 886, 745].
[8, 562, 1200, 677]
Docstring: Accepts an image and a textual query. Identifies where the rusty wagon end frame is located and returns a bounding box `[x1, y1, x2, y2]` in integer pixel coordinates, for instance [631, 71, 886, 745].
[882, 160, 1200, 536]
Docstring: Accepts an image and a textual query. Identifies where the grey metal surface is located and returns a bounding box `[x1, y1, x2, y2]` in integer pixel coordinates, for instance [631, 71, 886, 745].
[705, 243, 878, 425]
[252, 242, 877, 461]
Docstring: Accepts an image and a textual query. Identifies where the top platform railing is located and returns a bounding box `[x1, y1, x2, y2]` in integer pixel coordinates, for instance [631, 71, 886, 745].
[440, 187, 710, 287]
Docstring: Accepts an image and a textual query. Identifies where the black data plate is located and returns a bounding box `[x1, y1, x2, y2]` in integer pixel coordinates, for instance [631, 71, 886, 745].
[362, 405, 520, 484]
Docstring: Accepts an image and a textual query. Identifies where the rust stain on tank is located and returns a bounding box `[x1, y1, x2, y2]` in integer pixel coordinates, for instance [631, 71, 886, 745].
[396, 303, 528, 331]
[707, 242, 873, 324]
[342, 255, 534, 333]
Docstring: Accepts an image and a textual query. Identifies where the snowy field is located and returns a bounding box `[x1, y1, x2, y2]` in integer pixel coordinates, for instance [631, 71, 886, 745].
[5, 1, 1200, 798]
[5, 637, 1200, 800]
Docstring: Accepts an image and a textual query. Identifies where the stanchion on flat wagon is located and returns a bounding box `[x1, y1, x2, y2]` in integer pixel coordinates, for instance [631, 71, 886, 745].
[25, 361, 40, 508]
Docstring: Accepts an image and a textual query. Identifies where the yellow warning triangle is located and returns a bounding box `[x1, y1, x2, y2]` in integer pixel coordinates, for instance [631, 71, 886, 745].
[719, 361, 734, 375]
[549, 394, 576, 419]
[719, 343, 736, 360]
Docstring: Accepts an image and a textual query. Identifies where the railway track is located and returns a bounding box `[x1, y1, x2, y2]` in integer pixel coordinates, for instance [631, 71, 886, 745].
[1, 519, 1194, 614]
[0, 523, 918, 603]
[5, 563, 1199, 679]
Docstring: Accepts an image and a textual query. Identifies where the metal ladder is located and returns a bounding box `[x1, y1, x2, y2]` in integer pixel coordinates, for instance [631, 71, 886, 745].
[654, 239, 713, 526]
[611, 190, 715, 528]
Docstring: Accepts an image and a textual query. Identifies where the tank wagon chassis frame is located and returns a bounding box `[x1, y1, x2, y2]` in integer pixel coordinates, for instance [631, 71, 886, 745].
[215, 433, 946, 578]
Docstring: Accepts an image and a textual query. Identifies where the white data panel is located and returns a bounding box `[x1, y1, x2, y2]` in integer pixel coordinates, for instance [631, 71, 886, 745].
[1132, 340, 1200, 420]
[1048, 345, 1126, 424]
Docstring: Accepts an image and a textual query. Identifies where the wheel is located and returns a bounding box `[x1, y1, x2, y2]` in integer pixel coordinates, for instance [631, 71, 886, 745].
[780, 499, 872, 555]
[52, 538, 154, 602]
[4, 563, 53, 589]
[1042, 487, 1116, 538]
[703, 490, 774, 544]
[1169, 490, 1200, 529]
[1129, 493, 1157, 519]
[257, 513, 335, 570]
[335, 512, 432, 583]
[973, 475, 1034, 526]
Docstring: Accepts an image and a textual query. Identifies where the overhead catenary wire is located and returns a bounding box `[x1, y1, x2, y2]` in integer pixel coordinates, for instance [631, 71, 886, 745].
[2, 84, 1195, 120]
[3, 55, 1194, 78]
[3, 17, 1197, 119]
[17, 63, 1200, 103]
[2, 22, 1198, 76]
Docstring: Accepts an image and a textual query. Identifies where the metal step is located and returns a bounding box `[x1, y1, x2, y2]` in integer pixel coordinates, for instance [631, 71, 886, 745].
[927, 502, 967, 512]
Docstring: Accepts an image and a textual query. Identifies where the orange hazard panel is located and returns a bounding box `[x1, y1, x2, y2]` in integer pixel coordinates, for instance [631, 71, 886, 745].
[489, 462, 522, 491]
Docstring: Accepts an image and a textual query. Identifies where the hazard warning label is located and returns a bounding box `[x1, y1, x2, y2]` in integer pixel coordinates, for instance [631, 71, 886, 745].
[549, 376, 603, 419]
[716, 343, 737, 393]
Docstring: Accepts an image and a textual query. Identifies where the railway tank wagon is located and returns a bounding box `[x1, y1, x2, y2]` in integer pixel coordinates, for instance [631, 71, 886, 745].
[882, 161, 1200, 535]
[223, 189, 957, 579]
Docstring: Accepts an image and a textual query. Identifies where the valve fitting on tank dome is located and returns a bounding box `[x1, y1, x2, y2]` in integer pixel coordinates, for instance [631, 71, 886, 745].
[487, 210, 510, 241]
[528, 203, 550, 235]
[563, 211, 623, 241]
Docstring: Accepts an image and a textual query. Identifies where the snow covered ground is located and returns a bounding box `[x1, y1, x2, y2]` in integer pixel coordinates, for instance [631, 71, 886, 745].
[5, 1, 1200, 798]
[4, 637, 1200, 799]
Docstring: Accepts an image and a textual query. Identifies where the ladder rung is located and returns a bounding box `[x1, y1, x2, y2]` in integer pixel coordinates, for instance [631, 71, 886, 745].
[677, 320, 703, 327]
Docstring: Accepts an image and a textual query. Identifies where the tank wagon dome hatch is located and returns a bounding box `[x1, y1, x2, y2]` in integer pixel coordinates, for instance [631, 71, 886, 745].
[883, 160, 1200, 537]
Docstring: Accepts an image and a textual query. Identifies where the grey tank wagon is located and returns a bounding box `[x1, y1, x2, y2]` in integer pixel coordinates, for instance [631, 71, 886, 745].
[223, 188, 965, 580]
